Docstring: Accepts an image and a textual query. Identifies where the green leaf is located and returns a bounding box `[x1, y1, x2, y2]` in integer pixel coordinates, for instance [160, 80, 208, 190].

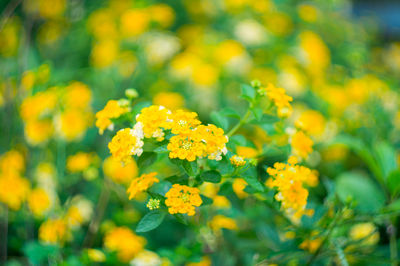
[136, 210, 166, 232]
[182, 160, 198, 176]
[174, 213, 188, 225]
[165, 174, 188, 185]
[387, 170, 400, 195]
[200, 170, 222, 183]
[220, 108, 241, 119]
[23, 241, 60, 265]
[154, 144, 169, 153]
[137, 152, 157, 169]
[251, 107, 263, 121]
[210, 111, 229, 131]
[336, 172, 386, 213]
[374, 141, 398, 181]
[219, 181, 233, 196]
[240, 84, 256, 102]
[242, 168, 264, 192]
[200, 194, 213, 205]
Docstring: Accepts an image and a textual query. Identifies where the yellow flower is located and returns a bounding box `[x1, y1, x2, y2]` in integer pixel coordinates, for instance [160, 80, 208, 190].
[230, 155, 246, 167]
[0, 150, 25, 174]
[87, 9, 118, 40]
[20, 89, 57, 122]
[24, 119, 54, 145]
[64, 81, 92, 110]
[65, 197, 93, 228]
[266, 156, 318, 222]
[264, 12, 293, 36]
[298, 4, 319, 23]
[147, 198, 161, 210]
[104, 227, 146, 262]
[91, 39, 119, 68]
[0, 17, 20, 57]
[167, 133, 204, 162]
[58, 109, 92, 141]
[209, 215, 238, 232]
[149, 4, 175, 27]
[39, 218, 69, 245]
[186, 256, 211, 266]
[120, 9, 150, 37]
[28, 188, 51, 217]
[290, 131, 313, 159]
[168, 109, 201, 135]
[67, 152, 93, 173]
[38, 0, 66, 18]
[87, 249, 106, 262]
[214, 40, 245, 65]
[232, 178, 248, 199]
[236, 146, 258, 159]
[95, 100, 129, 134]
[136, 105, 172, 141]
[295, 110, 325, 137]
[165, 184, 202, 216]
[127, 172, 159, 200]
[349, 223, 379, 246]
[108, 127, 144, 163]
[299, 232, 322, 253]
[196, 124, 228, 161]
[298, 31, 330, 76]
[103, 156, 138, 184]
[262, 83, 293, 118]
[0, 172, 30, 210]
[21, 70, 35, 91]
[153, 92, 184, 110]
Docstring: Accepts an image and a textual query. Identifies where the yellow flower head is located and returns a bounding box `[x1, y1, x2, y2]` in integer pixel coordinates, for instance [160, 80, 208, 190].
[67, 152, 94, 173]
[103, 156, 138, 184]
[24, 119, 54, 145]
[263, 83, 293, 118]
[95, 100, 129, 135]
[291, 130, 313, 159]
[165, 184, 202, 216]
[266, 156, 318, 221]
[349, 223, 379, 246]
[230, 155, 246, 167]
[136, 105, 172, 141]
[196, 124, 228, 161]
[167, 132, 204, 161]
[153, 92, 184, 110]
[169, 109, 201, 135]
[28, 188, 51, 217]
[0, 150, 25, 174]
[57, 109, 92, 141]
[87, 249, 106, 262]
[232, 178, 248, 199]
[295, 110, 326, 137]
[127, 172, 159, 200]
[20, 89, 57, 122]
[104, 226, 146, 262]
[0, 172, 30, 210]
[108, 127, 144, 163]
[64, 81, 92, 110]
[209, 215, 238, 232]
[39, 218, 69, 245]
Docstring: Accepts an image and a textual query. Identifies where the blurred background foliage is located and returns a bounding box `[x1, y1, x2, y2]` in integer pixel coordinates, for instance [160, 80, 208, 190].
[0, 0, 400, 265]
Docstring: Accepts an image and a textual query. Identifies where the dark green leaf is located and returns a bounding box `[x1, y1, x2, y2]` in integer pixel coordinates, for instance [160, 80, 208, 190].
[182, 160, 198, 176]
[387, 170, 400, 195]
[200, 194, 213, 205]
[210, 111, 229, 131]
[137, 152, 157, 169]
[174, 213, 188, 225]
[154, 144, 169, 153]
[200, 170, 222, 183]
[240, 84, 256, 101]
[136, 210, 166, 232]
[23, 241, 60, 265]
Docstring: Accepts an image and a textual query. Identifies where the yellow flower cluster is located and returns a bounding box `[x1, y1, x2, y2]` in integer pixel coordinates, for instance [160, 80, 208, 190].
[136, 105, 172, 140]
[39, 218, 69, 245]
[266, 156, 318, 221]
[95, 100, 129, 134]
[0, 150, 30, 210]
[20, 82, 93, 144]
[262, 83, 293, 117]
[165, 184, 202, 216]
[104, 226, 146, 262]
[103, 156, 138, 184]
[127, 172, 159, 200]
[230, 155, 246, 167]
[108, 127, 144, 163]
[66, 152, 98, 173]
[28, 188, 51, 217]
[290, 130, 314, 159]
[349, 223, 379, 246]
[209, 215, 238, 232]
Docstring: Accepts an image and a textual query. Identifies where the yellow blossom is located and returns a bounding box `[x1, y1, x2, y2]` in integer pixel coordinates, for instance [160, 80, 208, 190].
[104, 227, 146, 262]
[108, 127, 144, 163]
[153, 92, 184, 110]
[167, 133, 204, 161]
[230, 155, 246, 167]
[209, 215, 238, 232]
[149, 4, 175, 27]
[262, 83, 293, 118]
[21, 70, 35, 91]
[91, 39, 119, 68]
[291, 131, 313, 159]
[120, 9, 150, 37]
[64, 81, 92, 110]
[349, 223, 379, 246]
[165, 184, 202, 216]
[298, 31, 330, 76]
[103, 156, 138, 184]
[266, 156, 318, 221]
[24, 119, 54, 145]
[28, 188, 51, 217]
[232, 178, 248, 199]
[58, 109, 92, 141]
[66, 152, 94, 173]
[20, 90, 57, 122]
[65, 197, 93, 228]
[236, 146, 258, 159]
[169, 109, 201, 135]
[87, 249, 106, 262]
[127, 172, 159, 200]
[196, 124, 228, 160]
[0, 150, 25, 174]
[39, 218, 69, 245]
[147, 198, 161, 210]
[298, 4, 319, 23]
[136, 105, 172, 140]
[0, 172, 30, 210]
[295, 110, 325, 137]
[95, 100, 129, 134]
[186, 256, 211, 266]
[299, 232, 322, 253]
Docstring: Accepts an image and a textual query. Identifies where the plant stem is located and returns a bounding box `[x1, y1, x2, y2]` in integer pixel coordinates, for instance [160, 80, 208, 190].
[83, 178, 111, 248]
[0, 204, 8, 264]
[227, 109, 251, 137]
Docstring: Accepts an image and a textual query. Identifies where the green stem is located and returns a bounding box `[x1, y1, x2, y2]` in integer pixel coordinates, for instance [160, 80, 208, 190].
[227, 109, 251, 137]
[389, 222, 398, 266]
